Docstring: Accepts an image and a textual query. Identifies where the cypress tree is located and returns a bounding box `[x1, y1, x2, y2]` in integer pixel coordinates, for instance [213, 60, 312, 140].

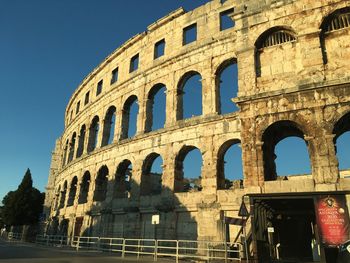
[1, 169, 44, 226]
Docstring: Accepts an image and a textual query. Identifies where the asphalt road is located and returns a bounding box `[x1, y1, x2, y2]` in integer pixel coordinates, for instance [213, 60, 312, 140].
[0, 240, 175, 263]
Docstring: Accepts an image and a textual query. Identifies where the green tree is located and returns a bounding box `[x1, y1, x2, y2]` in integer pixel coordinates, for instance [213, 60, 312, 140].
[1, 169, 45, 226]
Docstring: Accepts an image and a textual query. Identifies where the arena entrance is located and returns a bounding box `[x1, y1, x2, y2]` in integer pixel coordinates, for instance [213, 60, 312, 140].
[251, 195, 320, 263]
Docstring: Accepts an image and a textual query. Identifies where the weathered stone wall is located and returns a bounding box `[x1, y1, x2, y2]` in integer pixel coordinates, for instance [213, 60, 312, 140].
[45, 0, 350, 249]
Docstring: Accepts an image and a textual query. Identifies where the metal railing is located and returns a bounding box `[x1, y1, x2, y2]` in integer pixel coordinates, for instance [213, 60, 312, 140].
[45, 235, 243, 262]
[36, 235, 68, 246]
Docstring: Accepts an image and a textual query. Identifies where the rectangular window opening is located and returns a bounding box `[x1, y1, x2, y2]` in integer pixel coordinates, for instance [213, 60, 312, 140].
[111, 67, 119, 84]
[154, 39, 165, 59]
[220, 9, 235, 31]
[96, 80, 103, 96]
[221, 0, 228, 4]
[84, 91, 90, 105]
[183, 23, 197, 45]
[76, 101, 80, 114]
[129, 54, 139, 73]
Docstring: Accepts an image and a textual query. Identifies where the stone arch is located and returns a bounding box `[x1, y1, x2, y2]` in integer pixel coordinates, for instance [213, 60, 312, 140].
[320, 7, 350, 64]
[93, 165, 109, 202]
[121, 95, 139, 139]
[145, 84, 167, 132]
[174, 145, 203, 193]
[333, 111, 350, 172]
[177, 71, 202, 120]
[67, 132, 77, 163]
[262, 120, 311, 181]
[67, 176, 78, 206]
[217, 139, 243, 190]
[114, 159, 132, 199]
[101, 106, 116, 146]
[87, 115, 100, 153]
[76, 124, 86, 158]
[255, 26, 297, 77]
[59, 181, 68, 209]
[140, 152, 163, 196]
[78, 171, 91, 204]
[214, 58, 239, 114]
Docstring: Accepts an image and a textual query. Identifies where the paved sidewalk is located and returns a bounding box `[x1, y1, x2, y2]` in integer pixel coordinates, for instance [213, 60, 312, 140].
[0, 239, 181, 263]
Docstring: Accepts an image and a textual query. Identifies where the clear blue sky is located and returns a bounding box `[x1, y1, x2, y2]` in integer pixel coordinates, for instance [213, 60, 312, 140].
[0, 0, 349, 202]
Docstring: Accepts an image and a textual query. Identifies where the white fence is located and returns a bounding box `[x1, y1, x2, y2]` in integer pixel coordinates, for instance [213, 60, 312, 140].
[36, 235, 243, 262]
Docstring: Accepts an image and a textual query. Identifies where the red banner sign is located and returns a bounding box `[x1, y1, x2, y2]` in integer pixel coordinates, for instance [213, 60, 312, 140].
[315, 195, 350, 247]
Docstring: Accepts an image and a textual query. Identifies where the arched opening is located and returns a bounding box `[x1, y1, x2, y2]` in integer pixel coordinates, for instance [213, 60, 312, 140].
[177, 72, 202, 120]
[93, 165, 109, 202]
[174, 146, 203, 192]
[114, 160, 132, 199]
[320, 7, 350, 64]
[255, 27, 297, 77]
[76, 124, 86, 158]
[101, 106, 116, 146]
[58, 181, 67, 209]
[141, 153, 163, 196]
[78, 171, 91, 204]
[145, 84, 166, 132]
[217, 139, 243, 189]
[333, 112, 350, 176]
[121, 95, 138, 139]
[67, 132, 76, 163]
[87, 116, 100, 153]
[215, 59, 239, 114]
[262, 120, 311, 181]
[62, 139, 69, 166]
[67, 176, 78, 206]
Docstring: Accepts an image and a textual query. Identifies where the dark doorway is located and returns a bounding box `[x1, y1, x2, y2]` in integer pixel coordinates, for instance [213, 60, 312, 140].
[74, 217, 84, 237]
[253, 197, 318, 263]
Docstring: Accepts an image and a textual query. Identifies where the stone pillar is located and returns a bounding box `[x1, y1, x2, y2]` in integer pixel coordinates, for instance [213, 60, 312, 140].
[165, 87, 177, 127]
[130, 160, 142, 200]
[74, 178, 81, 207]
[114, 97, 123, 143]
[236, 47, 257, 97]
[137, 96, 147, 136]
[299, 30, 324, 80]
[202, 65, 217, 116]
[96, 116, 104, 150]
[162, 148, 175, 192]
[307, 132, 339, 185]
[83, 123, 90, 155]
[240, 118, 264, 187]
[200, 136, 217, 199]
[197, 203, 222, 242]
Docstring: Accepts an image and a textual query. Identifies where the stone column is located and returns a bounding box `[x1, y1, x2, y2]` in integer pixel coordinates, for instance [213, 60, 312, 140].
[95, 116, 104, 150]
[114, 97, 123, 143]
[162, 147, 175, 192]
[200, 136, 217, 200]
[165, 81, 177, 127]
[130, 160, 142, 200]
[307, 132, 339, 185]
[299, 30, 324, 80]
[202, 64, 217, 116]
[236, 47, 257, 97]
[136, 95, 147, 136]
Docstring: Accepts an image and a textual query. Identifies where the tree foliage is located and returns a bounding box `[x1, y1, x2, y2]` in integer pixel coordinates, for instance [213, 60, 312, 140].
[1, 169, 45, 226]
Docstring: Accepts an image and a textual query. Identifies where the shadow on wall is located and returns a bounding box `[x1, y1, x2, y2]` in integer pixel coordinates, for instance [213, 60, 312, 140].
[48, 173, 198, 241]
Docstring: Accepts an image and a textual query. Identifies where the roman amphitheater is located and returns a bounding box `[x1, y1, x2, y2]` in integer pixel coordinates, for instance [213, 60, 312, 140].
[44, 0, 350, 261]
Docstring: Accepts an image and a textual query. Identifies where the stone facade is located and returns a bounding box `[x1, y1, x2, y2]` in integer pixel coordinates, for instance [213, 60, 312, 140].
[45, 0, 350, 261]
